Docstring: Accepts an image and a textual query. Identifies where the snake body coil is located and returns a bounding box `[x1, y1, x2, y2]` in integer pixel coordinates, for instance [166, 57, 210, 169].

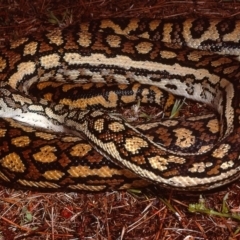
[0, 18, 240, 192]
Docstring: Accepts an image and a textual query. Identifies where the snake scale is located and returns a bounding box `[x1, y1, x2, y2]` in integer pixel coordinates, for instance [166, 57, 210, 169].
[0, 18, 240, 192]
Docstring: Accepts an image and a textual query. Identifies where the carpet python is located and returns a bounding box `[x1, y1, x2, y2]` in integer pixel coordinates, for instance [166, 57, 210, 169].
[0, 18, 240, 192]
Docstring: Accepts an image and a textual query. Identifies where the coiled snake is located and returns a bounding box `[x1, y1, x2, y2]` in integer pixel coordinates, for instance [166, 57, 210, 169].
[0, 18, 240, 192]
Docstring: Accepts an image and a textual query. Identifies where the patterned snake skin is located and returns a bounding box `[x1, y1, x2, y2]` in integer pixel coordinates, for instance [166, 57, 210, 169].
[0, 18, 240, 192]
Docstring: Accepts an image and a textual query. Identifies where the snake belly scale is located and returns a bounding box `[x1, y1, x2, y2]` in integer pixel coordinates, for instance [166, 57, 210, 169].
[0, 18, 240, 192]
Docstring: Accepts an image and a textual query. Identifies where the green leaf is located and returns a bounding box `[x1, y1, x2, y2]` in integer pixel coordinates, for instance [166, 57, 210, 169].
[170, 98, 185, 118]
